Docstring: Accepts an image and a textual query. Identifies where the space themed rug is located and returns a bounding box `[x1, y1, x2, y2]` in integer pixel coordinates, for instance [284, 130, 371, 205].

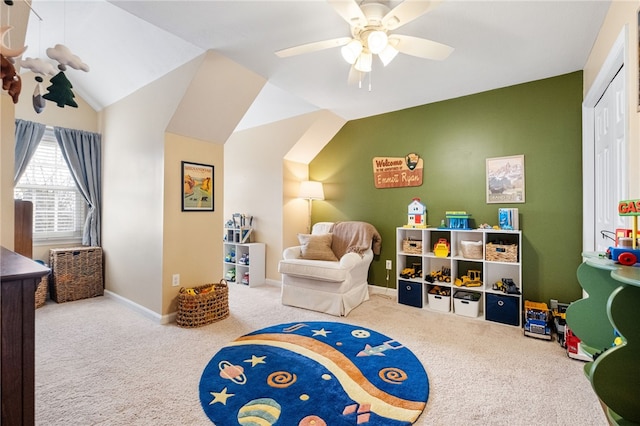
[199, 321, 429, 425]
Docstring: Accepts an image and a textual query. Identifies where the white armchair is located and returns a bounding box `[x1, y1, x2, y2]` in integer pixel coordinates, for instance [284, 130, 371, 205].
[278, 221, 381, 316]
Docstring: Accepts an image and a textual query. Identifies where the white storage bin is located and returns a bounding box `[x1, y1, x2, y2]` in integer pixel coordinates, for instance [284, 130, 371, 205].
[454, 291, 481, 317]
[428, 294, 451, 312]
[460, 240, 483, 259]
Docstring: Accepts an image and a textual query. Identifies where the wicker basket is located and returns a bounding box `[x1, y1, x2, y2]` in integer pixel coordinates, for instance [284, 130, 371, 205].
[460, 240, 483, 259]
[402, 239, 423, 254]
[485, 243, 518, 262]
[176, 280, 229, 328]
[35, 274, 48, 309]
[49, 247, 103, 303]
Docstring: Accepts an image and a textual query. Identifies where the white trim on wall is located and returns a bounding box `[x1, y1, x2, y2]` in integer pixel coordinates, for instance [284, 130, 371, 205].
[582, 26, 628, 253]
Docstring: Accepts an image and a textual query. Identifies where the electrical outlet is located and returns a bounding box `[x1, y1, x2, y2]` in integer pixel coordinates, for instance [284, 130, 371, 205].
[385, 260, 392, 270]
[172, 274, 180, 287]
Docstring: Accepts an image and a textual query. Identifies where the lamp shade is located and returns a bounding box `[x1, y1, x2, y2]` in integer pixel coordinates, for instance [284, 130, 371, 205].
[354, 51, 372, 72]
[298, 181, 324, 200]
[378, 44, 399, 66]
[367, 30, 388, 54]
[341, 40, 363, 65]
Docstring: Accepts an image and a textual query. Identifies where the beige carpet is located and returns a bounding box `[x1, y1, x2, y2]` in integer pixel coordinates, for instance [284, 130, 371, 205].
[35, 284, 607, 425]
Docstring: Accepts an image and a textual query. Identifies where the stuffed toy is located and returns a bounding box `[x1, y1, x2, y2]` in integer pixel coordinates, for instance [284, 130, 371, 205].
[1, 53, 21, 103]
[0, 26, 26, 104]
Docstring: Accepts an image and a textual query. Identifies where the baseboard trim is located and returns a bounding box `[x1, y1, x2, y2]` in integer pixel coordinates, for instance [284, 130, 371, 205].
[368, 283, 397, 298]
[104, 290, 174, 324]
[264, 278, 281, 287]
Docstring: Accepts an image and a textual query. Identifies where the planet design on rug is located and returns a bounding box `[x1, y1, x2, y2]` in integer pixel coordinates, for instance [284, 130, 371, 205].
[199, 321, 429, 425]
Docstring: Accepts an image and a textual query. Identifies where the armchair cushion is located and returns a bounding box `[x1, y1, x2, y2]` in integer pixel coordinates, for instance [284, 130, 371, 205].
[297, 233, 338, 261]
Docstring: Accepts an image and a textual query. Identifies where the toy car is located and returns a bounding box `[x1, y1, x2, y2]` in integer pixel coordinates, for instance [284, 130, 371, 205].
[225, 268, 236, 282]
[400, 263, 422, 279]
[607, 246, 640, 266]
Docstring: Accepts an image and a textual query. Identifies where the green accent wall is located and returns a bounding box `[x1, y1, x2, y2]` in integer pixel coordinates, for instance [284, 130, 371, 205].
[310, 71, 583, 304]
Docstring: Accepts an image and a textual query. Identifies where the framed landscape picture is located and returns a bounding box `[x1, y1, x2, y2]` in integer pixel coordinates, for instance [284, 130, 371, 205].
[182, 161, 214, 211]
[486, 155, 525, 203]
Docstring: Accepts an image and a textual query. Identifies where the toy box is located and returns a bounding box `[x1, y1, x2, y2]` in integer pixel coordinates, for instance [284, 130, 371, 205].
[453, 291, 481, 317]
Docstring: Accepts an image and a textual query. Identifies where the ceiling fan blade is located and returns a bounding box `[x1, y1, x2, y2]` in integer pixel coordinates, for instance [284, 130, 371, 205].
[390, 34, 453, 60]
[382, 0, 442, 30]
[275, 37, 352, 58]
[328, 0, 367, 27]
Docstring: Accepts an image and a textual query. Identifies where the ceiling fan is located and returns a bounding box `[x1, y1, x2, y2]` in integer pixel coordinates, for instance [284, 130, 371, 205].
[275, 0, 453, 83]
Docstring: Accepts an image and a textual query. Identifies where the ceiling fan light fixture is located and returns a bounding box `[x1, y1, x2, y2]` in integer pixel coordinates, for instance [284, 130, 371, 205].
[367, 30, 388, 54]
[354, 51, 372, 73]
[378, 44, 399, 66]
[341, 39, 363, 64]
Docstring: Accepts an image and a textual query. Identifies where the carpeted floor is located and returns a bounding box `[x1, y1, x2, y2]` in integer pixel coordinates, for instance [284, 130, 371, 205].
[35, 284, 607, 425]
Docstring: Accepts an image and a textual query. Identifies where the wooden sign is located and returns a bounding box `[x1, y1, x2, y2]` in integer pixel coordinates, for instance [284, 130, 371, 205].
[372, 153, 423, 189]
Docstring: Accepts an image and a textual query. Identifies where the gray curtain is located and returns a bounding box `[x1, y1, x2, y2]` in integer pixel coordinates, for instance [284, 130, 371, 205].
[14, 119, 46, 185]
[54, 127, 102, 247]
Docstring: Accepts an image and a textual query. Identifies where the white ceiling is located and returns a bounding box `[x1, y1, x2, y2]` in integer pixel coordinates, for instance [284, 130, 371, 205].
[19, 0, 611, 131]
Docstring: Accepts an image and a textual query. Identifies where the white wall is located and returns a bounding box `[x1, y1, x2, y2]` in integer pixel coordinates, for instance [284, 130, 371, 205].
[224, 110, 344, 282]
[101, 55, 203, 314]
[583, 1, 640, 197]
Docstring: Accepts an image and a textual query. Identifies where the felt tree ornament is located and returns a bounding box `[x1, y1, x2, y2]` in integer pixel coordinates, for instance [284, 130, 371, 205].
[43, 71, 78, 108]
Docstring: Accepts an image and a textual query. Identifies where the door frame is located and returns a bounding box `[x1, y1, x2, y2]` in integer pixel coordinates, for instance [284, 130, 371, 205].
[582, 26, 628, 252]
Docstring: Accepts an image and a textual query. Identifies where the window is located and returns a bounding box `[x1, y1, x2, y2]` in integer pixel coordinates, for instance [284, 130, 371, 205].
[14, 128, 86, 242]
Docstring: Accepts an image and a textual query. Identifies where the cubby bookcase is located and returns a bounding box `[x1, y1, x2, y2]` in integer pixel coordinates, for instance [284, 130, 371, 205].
[396, 227, 523, 327]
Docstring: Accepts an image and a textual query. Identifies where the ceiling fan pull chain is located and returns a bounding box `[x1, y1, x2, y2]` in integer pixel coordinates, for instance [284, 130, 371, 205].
[368, 71, 372, 92]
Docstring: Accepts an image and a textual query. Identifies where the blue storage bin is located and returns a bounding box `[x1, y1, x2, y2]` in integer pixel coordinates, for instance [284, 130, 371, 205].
[398, 280, 422, 308]
[486, 293, 519, 326]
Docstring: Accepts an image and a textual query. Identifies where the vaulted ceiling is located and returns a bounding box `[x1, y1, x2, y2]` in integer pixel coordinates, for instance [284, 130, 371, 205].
[7, 1, 611, 132]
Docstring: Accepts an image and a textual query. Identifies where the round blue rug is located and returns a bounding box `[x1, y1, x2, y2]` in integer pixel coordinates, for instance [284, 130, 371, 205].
[199, 321, 429, 425]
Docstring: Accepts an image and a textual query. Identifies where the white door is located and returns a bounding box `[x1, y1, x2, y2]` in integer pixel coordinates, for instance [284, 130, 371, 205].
[594, 66, 627, 252]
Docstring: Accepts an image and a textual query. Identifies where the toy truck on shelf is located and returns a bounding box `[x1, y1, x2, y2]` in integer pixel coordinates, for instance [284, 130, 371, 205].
[454, 270, 482, 287]
[425, 266, 451, 283]
[400, 263, 422, 279]
[524, 300, 552, 340]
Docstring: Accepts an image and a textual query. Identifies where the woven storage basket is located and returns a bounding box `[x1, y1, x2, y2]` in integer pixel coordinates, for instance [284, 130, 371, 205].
[485, 243, 518, 262]
[35, 274, 48, 308]
[460, 240, 483, 259]
[402, 239, 423, 254]
[176, 280, 229, 328]
[49, 247, 103, 303]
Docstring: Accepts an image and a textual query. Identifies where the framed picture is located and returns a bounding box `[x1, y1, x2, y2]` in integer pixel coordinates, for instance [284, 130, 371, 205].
[182, 161, 214, 211]
[486, 155, 525, 203]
